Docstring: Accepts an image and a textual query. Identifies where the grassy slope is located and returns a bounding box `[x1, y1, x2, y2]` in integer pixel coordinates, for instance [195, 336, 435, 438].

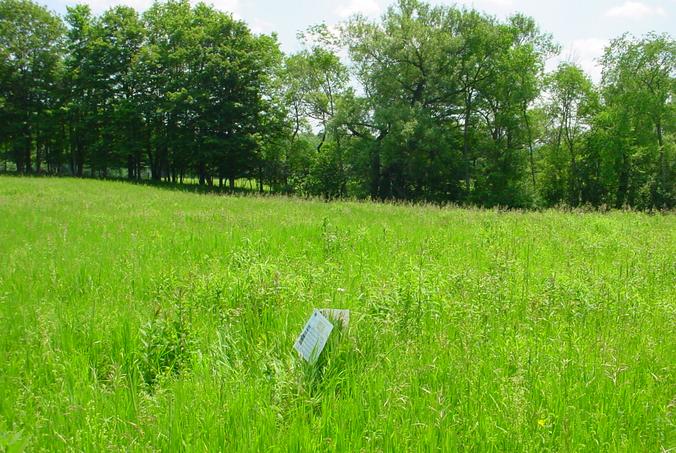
[0, 176, 674, 451]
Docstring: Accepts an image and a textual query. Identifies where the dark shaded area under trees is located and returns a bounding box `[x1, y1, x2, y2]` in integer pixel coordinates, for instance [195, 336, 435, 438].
[1, 0, 674, 208]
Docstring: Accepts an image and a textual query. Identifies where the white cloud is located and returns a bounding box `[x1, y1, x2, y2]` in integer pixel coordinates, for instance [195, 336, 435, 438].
[335, 0, 382, 18]
[547, 38, 608, 83]
[201, 0, 241, 17]
[480, 0, 514, 7]
[335, 0, 516, 20]
[605, 1, 667, 19]
[454, 0, 515, 11]
[250, 17, 274, 34]
[86, 0, 152, 14]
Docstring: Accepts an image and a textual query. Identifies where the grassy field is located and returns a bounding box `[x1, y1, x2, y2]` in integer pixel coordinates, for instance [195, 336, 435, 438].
[0, 176, 674, 451]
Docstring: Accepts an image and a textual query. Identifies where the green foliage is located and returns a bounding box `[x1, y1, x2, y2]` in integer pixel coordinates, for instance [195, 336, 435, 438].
[0, 0, 673, 209]
[138, 315, 193, 387]
[0, 0, 64, 173]
[539, 63, 599, 206]
[300, 141, 346, 198]
[137, 275, 196, 387]
[598, 32, 675, 208]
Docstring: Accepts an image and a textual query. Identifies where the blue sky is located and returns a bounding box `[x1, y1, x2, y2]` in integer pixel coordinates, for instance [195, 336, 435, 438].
[42, 0, 675, 81]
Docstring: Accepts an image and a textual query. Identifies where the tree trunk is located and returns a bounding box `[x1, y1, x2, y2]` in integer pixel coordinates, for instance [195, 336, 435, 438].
[24, 136, 32, 174]
[35, 127, 42, 174]
[335, 127, 346, 196]
[462, 92, 472, 196]
[147, 137, 157, 180]
[127, 154, 134, 179]
[370, 145, 381, 199]
[317, 127, 327, 152]
[14, 143, 25, 174]
[656, 118, 666, 196]
[568, 143, 579, 206]
[68, 123, 75, 176]
[198, 161, 206, 185]
[74, 126, 84, 177]
[523, 107, 536, 189]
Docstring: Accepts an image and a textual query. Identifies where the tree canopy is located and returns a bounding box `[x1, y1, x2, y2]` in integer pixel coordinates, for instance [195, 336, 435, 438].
[1, 0, 674, 208]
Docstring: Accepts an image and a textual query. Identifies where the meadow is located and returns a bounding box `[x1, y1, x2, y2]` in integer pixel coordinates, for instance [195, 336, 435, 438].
[0, 176, 674, 451]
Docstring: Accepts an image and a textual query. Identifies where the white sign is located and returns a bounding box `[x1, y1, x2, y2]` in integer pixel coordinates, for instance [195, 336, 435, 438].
[294, 309, 334, 362]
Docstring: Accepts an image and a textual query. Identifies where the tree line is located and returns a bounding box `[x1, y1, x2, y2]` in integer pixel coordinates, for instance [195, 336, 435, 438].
[1, 0, 674, 208]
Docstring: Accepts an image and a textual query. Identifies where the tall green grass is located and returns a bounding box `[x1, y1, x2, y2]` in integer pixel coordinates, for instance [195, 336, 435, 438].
[0, 176, 674, 451]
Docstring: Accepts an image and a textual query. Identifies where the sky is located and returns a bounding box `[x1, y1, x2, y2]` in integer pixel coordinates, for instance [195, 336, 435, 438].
[41, 0, 676, 82]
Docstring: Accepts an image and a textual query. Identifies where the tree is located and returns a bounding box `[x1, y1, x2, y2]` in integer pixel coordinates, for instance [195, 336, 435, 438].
[0, 0, 671, 210]
[542, 63, 598, 206]
[342, 0, 466, 200]
[0, 0, 64, 173]
[285, 25, 349, 196]
[470, 15, 556, 206]
[600, 33, 675, 208]
[340, 0, 554, 204]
